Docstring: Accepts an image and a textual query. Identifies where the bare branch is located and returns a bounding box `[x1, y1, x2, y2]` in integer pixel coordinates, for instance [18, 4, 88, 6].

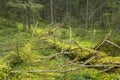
[105, 40, 120, 49]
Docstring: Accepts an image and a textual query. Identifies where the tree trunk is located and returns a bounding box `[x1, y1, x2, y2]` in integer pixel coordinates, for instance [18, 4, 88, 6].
[86, 0, 89, 28]
[22, 10, 26, 31]
[27, 8, 31, 30]
[50, 0, 54, 24]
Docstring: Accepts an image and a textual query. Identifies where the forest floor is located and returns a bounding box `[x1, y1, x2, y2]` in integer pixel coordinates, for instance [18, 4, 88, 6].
[0, 23, 120, 80]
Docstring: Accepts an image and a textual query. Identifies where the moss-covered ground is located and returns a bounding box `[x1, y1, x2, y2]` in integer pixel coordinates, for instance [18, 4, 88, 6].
[0, 21, 120, 80]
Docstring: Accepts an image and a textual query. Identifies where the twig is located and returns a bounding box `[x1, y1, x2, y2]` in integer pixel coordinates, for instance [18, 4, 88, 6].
[101, 62, 120, 65]
[71, 40, 83, 50]
[82, 65, 120, 68]
[83, 50, 98, 65]
[95, 39, 120, 50]
[68, 26, 72, 42]
[94, 40, 106, 50]
[46, 52, 63, 60]
[10, 65, 120, 73]
[10, 67, 80, 73]
[71, 40, 97, 52]
[46, 52, 80, 60]
[83, 56, 96, 65]
[71, 40, 98, 63]
[105, 40, 120, 49]
[101, 66, 115, 73]
[59, 60, 120, 69]
[94, 30, 112, 50]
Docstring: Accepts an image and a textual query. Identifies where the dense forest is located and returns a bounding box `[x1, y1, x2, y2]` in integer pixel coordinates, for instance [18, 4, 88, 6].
[0, 0, 120, 80]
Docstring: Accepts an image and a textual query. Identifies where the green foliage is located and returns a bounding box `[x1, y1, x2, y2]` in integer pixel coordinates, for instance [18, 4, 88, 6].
[107, 1, 119, 8]
[62, 12, 77, 26]
[0, 63, 8, 80]
[6, 0, 44, 10]
[0, 0, 120, 79]
[0, 19, 120, 79]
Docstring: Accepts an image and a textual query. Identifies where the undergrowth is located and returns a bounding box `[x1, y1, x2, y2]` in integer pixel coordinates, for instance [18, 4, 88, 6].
[0, 23, 120, 80]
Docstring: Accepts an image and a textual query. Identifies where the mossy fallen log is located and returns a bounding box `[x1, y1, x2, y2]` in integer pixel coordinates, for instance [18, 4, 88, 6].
[1, 34, 119, 69]
[38, 37, 108, 62]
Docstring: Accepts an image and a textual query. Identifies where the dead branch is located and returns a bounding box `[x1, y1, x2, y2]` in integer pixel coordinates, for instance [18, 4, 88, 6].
[10, 64, 120, 73]
[101, 62, 120, 65]
[105, 40, 120, 49]
[94, 30, 112, 50]
[42, 52, 79, 60]
[10, 67, 81, 73]
[94, 39, 106, 50]
[71, 40, 83, 50]
[83, 56, 96, 65]
[71, 40, 97, 53]
[101, 66, 115, 73]
[59, 60, 120, 70]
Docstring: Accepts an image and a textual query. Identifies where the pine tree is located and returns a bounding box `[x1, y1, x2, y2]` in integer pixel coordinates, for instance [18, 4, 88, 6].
[6, 0, 43, 31]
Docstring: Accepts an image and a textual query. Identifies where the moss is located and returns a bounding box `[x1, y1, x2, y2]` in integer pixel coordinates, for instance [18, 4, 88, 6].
[0, 27, 120, 79]
[97, 57, 120, 64]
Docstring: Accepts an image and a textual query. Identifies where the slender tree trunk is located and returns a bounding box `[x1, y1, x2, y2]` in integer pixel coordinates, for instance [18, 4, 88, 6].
[50, 0, 54, 24]
[86, 0, 89, 28]
[0, 1, 2, 15]
[66, 0, 69, 12]
[23, 9, 26, 31]
[26, 0, 31, 29]
[27, 8, 31, 30]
